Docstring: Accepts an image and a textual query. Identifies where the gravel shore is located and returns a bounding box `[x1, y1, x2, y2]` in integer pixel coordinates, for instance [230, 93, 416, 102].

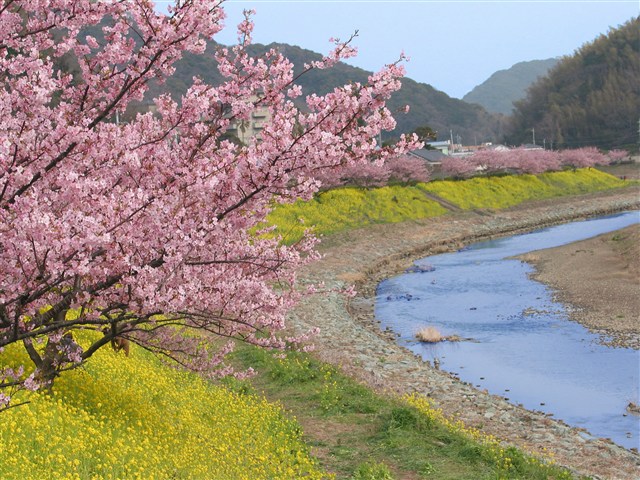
[288, 185, 640, 480]
[519, 223, 639, 349]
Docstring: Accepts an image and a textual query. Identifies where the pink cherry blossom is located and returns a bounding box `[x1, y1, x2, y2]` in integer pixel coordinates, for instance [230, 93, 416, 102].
[560, 147, 607, 168]
[607, 149, 628, 163]
[441, 156, 476, 178]
[0, 0, 416, 406]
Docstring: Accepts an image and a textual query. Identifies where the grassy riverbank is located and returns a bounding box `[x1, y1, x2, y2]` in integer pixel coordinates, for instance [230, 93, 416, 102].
[267, 168, 626, 244]
[227, 345, 577, 479]
[420, 168, 625, 210]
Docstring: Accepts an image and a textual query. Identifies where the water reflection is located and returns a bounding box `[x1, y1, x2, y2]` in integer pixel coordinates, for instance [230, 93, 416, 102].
[376, 211, 640, 449]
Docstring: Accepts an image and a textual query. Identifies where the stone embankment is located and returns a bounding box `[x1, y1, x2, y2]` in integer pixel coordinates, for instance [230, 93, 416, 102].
[287, 186, 640, 480]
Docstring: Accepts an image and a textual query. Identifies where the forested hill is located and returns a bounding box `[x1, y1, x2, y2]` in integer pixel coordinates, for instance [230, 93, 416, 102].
[462, 59, 559, 115]
[504, 17, 639, 150]
[140, 41, 503, 144]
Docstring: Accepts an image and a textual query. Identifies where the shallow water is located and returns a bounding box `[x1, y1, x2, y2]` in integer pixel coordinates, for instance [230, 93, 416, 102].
[375, 211, 640, 450]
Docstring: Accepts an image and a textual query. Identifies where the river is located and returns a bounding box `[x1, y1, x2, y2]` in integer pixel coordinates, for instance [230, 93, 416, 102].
[375, 211, 640, 450]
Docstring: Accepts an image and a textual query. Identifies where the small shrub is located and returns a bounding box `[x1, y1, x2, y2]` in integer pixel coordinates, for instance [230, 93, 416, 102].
[419, 461, 436, 476]
[384, 405, 434, 433]
[269, 353, 319, 384]
[319, 364, 342, 411]
[389, 406, 420, 429]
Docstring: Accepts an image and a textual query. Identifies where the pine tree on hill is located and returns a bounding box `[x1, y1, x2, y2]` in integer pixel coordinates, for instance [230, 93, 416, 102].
[504, 17, 639, 150]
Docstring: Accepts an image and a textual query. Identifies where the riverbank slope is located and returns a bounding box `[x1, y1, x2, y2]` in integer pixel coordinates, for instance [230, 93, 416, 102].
[287, 185, 640, 479]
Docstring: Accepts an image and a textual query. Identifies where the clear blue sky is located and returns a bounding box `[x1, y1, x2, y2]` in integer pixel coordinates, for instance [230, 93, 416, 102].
[157, 1, 638, 99]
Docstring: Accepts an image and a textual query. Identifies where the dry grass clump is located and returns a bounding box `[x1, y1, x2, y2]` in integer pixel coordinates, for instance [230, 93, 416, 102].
[416, 327, 462, 343]
[627, 402, 640, 415]
[416, 327, 443, 343]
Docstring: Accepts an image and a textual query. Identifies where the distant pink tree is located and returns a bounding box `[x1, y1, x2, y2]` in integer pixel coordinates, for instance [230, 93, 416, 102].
[387, 155, 431, 184]
[0, 0, 418, 407]
[438, 145, 611, 182]
[607, 149, 628, 164]
[560, 147, 607, 168]
[467, 148, 561, 175]
[513, 149, 561, 174]
[441, 156, 476, 178]
[467, 150, 508, 173]
[314, 153, 430, 189]
[315, 161, 391, 189]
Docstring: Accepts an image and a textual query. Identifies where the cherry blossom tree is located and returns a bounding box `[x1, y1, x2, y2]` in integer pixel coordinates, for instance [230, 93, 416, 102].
[315, 154, 430, 188]
[509, 148, 561, 174]
[607, 149, 628, 164]
[387, 155, 431, 184]
[443, 146, 612, 180]
[441, 156, 476, 178]
[560, 147, 607, 169]
[0, 0, 417, 407]
[467, 150, 511, 173]
[314, 160, 391, 189]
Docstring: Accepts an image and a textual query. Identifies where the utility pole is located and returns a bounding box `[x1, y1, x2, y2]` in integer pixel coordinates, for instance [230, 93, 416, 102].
[543, 138, 546, 150]
[532, 128, 536, 145]
[450, 129, 454, 152]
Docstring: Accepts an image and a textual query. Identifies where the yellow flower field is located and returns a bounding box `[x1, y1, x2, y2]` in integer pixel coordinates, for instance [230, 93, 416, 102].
[267, 168, 626, 244]
[420, 168, 625, 210]
[266, 184, 447, 244]
[0, 337, 328, 480]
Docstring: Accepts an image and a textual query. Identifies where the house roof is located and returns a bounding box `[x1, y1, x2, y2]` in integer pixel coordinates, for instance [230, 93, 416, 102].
[409, 148, 446, 163]
[426, 141, 451, 148]
[487, 144, 510, 151]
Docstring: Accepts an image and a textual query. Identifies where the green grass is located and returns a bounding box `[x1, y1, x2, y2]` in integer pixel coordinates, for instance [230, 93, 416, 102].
[267, 168, 627, 244]
[228, 345, 580, 480]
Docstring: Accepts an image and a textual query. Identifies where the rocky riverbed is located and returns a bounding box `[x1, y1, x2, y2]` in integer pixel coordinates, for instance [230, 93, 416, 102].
[287, 186, 640, 480]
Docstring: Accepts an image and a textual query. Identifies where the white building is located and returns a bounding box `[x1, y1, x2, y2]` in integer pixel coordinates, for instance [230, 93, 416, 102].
[227, 102, 270, 145]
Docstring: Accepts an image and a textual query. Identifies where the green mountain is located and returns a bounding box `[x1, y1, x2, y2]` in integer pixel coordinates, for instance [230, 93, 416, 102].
[138, 41, 503, 144]
[504, 17, 639, 150]
[462, 59, 559, 115]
